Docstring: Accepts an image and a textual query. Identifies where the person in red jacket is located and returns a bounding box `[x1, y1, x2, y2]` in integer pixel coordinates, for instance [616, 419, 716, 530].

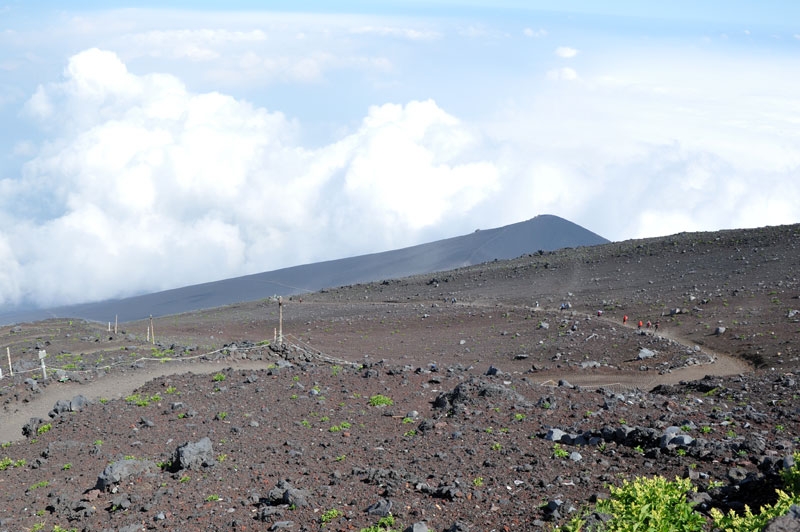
[623, 315, 628, 325]
[638, 320, 643, 329]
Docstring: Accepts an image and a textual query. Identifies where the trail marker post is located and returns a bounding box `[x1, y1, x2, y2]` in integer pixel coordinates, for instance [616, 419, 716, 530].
[0, 366, 3, 379]
[6, 347, 11, 377]
[114, 315, 118, 335]
[150, 315, 155, 345]
[278, 297, 283, 344]
[147, 325, 150, 343]
[39, 350, 47, 381]
[108, 322, 111, 332]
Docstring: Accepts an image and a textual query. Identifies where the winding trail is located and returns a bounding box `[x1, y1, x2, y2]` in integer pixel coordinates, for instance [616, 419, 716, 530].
[0, 359, 269, 443]
[0, 301, 752, 443]
[459, 299, 751, 389]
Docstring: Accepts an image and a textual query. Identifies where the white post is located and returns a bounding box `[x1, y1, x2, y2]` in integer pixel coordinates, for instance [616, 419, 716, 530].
[273, 328, 277, 343]
[278, 297, 283, 344]
[6, 347, 11, 377]
[150, 315, 155, 345]
[147, 325, 150, 343]
[0, 366, 3, 379]
[114, 315, 118, 335]
[108, 321, 111, 332]
[39, 350, 47, 381]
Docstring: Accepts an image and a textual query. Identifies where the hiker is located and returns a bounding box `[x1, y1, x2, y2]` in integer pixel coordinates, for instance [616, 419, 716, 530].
[655, 321, 659, 331]
[638, 320, 643, 329]
[646, 320, 651, 328]
[560, 303, 565, 311]
[597, 310, 603, 317]
[623, 315, 628, 325]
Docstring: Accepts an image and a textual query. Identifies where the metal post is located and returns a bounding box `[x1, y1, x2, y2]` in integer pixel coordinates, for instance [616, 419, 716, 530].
[6, 347, 11, 377]
[278, 297, 283, 344]
[39, 350, 47, 381]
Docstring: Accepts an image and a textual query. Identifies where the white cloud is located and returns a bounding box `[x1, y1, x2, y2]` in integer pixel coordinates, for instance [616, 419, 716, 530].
[349, 25, 441, 41]
[794, 34, 800, 40]
[546, 67, 579, 81]
[555, 46, 579, 58]
[0, 49, 499, 307]
[524, 28, 547, 38]
[124, 29, 268, 61]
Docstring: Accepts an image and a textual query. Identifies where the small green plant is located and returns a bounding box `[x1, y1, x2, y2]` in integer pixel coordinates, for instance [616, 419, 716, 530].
[676, 449, 687, 456]
[205, 494, 220, 502]
[165, 386, 177, 394]
[93, 440, 103, 446]
[290, 394, 298, 400]
[634, 445, 644, 454]
[360, 514, 399, 532]
[301, 419, 311, 427]
[31, 523, 45, 532]
[619, 418, 627, 425]
[514, 413, 526, 421]
[177, 413, 186, 419]
[212, 373, 226, 382]
[217, 412, 228, 420]
[332, 365, 341, 376]
[402, 417, 414, 424]
[369, 394, 394, 407]
[403, 430, 417, 437]
[335, 454, 346, 462]
[0, 442, 9, 448]
[776, 424, 785, 432]
[701, 426, 711, 434]
[37, 424, 52, 435]
[553, 443, 569, 458]
[29, 480, 50, 490]
[473, 476, 484, 487]
[179, 475, 190, 483]
[491, 442, 502, 451]
[541, 401, 551, 409]
[320, 508, 342, 524]
[217, 454, 227, 462]
[62, 463, 72, 470]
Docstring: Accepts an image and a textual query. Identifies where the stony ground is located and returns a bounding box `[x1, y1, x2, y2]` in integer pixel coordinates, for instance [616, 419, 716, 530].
[0, 223, 798, 531]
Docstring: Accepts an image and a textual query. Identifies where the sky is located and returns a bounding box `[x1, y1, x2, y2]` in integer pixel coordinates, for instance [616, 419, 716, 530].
[0, 1, 799, 310]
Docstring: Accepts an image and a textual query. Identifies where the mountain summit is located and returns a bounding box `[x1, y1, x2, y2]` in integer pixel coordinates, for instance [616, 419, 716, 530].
[0, 215, 607, 324]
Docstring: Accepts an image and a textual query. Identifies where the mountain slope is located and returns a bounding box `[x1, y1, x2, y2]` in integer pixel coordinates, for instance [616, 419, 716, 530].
[0, 214, 607, 324]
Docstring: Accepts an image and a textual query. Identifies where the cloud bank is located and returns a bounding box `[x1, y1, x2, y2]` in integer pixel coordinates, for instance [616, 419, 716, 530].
[1, 44, 799, 310]
[0, 49, 498, 307]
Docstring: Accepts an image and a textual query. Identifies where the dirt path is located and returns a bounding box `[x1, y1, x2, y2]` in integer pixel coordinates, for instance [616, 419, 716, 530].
[0, 359, 270, 443]
[460, 300, 751, 388]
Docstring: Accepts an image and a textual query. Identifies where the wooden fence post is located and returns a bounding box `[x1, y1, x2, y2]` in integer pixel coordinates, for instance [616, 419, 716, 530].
[115, 315, 118, 335]
[39, 350, 47, 381]
[278, 297, 283, 344]
[150, 315, 155, 345]
[6, 347, 11, 377]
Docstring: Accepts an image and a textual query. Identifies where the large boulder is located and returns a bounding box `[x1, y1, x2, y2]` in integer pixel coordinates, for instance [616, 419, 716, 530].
[96, 459, 158, 491]
[171, 437, 215, 471]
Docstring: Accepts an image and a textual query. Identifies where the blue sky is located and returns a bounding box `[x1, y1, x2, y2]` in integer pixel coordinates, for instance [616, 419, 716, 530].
[0, 1, 799, 309]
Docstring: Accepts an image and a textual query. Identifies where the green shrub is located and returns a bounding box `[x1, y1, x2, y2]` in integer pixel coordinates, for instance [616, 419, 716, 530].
[712, 451, 800, 531]
[596, 476, 705, 532]
[361, 514, 400, 532]
[368, 394, 393, 407]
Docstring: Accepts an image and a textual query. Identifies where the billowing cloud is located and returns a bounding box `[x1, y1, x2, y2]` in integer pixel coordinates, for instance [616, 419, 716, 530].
[349, 26, 441, 40]
[546, 67, 579, 81]
[555, 46, 579, 58]
[524, 28, 547, 38]
[0, 49, 498, 307]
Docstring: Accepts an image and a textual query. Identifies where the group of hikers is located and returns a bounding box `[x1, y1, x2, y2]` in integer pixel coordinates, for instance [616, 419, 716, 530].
[557, 303, 660, 331]
[622, 314, 659, 330]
